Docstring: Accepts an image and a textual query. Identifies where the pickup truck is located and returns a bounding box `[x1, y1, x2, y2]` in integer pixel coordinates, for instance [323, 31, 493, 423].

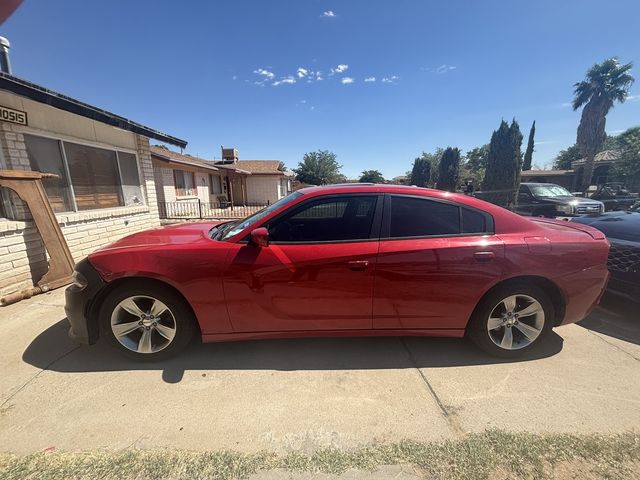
[515, 183, 604, 217]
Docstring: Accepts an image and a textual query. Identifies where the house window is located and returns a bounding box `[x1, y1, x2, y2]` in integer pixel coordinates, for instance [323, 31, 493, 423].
[209, 174, 223, 195]
[278, 178, 289, 198]
[118, 152, 144, 206]
[174, 170, 195, 197]
[25, 135, 73, 212]
[65, 142, 123, 210]
[24, 134, 144, 213]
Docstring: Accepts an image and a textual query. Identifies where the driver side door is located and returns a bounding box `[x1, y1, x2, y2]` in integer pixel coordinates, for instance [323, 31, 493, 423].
[222, 194, 383, 332]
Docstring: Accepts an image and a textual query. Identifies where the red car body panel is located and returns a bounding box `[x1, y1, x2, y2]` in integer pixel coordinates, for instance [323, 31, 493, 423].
[87, 185, 610, 342]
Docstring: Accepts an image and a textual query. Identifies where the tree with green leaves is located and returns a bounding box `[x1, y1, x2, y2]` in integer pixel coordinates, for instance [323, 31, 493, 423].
[409, 156, 431, 187]
[465, 145, 489, 172]
[436, 147, 461, 192]
[573, 58, 634, 190]
[481, 119, 523, 208]
[522, 121, 535, 171]
[359, 170, 385, 183]
[293, 150, 343, 185]
[553, 144, 582, 170]
[608, 126, 640, 190]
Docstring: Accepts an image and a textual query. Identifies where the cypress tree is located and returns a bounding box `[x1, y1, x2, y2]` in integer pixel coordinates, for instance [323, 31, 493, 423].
[409, 157, 431, 187]
[522, 121, 535, 171]
[436, 147, 461, 192]
[481, 119, 523, 208]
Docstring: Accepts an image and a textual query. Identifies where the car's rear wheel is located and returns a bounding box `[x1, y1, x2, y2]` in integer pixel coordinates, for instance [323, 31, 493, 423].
[467, 283, 554, 358]
[100, 283, 196, 361]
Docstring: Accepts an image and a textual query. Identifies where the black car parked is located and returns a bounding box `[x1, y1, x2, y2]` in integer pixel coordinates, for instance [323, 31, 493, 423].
[572, 211, 640, 302]
[516, 183, 604, 217]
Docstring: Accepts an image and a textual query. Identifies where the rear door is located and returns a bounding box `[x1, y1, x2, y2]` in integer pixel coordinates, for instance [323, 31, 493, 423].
[223, 194, 383, 332]
[373, 194, 505, 331]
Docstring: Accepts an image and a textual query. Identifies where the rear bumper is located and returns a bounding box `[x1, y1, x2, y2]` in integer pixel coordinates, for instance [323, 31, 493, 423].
[557, 266, 610, 326]
[64, 258, 105, 345]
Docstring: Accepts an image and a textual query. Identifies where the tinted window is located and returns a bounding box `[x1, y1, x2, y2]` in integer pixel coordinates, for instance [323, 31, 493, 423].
[462, 208, 487, 233]
[269, 196, 377, 242]
[389, 196, 460, 237]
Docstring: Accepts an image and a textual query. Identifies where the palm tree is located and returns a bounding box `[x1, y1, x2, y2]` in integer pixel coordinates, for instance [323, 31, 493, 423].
[573, 58, 634, 190]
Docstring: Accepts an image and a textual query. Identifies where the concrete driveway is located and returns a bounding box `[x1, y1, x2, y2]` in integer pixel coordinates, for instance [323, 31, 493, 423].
[0, 289, 638, 454]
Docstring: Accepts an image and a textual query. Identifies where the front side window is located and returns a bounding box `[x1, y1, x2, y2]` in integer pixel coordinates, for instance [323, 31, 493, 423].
[389, 196, 460, 237]
[268, 195, 377, 243]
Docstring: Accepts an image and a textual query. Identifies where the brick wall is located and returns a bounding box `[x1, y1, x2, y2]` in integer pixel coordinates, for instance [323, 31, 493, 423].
[0, 128, 162, 297]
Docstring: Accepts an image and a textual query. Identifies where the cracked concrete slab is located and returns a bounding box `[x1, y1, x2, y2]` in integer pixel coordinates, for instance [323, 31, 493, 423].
[1, 288, 639, 455]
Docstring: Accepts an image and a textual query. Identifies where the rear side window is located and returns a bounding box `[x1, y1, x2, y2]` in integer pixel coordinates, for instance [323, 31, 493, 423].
[268, 195, 378, 242]
[462, 208, 487, 234]
[389, 196, 460, 237]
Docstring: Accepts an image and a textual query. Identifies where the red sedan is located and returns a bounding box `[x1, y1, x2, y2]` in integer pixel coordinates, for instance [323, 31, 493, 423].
[65, 184, 610, 360]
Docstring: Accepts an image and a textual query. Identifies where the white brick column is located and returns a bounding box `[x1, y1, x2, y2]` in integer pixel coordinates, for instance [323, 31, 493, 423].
[135, 135, 161, 226]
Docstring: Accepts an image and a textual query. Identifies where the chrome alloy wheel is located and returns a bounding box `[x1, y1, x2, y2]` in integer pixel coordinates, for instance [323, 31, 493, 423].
[110, 295, 177, 354]
[487, 294, 545, 350]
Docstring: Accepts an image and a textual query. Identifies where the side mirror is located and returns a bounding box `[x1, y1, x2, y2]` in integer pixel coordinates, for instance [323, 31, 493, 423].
[250, 227, 269, 247]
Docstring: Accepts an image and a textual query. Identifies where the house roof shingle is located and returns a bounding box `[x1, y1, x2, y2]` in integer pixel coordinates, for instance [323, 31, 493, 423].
[236, 160, 291, 175]
[150, 146, 220, 172]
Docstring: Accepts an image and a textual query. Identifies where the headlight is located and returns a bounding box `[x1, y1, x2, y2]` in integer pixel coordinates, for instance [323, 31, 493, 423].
[70, 270, 88, 291]
[556, 204, 573, 215]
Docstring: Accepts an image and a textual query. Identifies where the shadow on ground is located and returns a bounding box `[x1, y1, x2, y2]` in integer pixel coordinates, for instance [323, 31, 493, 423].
[577, 293, 640, 346]
[23, 316, 565, 383]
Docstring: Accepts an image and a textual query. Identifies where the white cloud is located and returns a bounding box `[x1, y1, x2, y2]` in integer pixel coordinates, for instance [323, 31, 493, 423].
[254, 68, 275, 79]
[381, 75, 399, 83]
[330, 64, 349, 76]
[341, 77, 355, 84]
[272, 75, 296, 86]
[364, 76, 376, 82]
[299, 100, 307, 104]
[561, 102, 572, 108]
[297, 67, 308, 78]
[232, 75, 237, 80]
[434, 64, 457, 74]
[322, 10, 336, 18]
[628, 94, 640, 101]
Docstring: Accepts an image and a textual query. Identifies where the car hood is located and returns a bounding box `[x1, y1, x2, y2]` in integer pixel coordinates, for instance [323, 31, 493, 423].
[536, 195, 602, 205]
[572, 211, 640, 242]
[93, 221, 231, 252]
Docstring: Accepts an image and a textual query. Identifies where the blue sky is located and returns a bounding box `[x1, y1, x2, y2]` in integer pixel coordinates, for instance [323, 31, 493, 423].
[2, 0, 639, 179]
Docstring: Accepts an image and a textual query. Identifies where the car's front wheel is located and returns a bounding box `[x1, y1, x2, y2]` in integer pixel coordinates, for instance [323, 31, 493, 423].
[467, 283, 554, 358]
[100, 282, 196, 361]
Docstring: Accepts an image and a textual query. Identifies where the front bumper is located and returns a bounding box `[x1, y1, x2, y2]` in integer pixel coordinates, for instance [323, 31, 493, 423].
[64, 257, 105, 345]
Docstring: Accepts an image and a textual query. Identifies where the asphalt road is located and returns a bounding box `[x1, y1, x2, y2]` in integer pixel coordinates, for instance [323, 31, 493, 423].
[0, 289, 638, 454]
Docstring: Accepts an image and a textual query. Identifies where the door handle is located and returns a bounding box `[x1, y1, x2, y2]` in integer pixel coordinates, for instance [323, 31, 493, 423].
[347, 260, 369, 271]
[473, 251, 495, 262]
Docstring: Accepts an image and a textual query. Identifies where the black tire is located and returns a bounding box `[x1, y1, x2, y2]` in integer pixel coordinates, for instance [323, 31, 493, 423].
[466, 282, 554, 358]
[99, 282, 197, 361]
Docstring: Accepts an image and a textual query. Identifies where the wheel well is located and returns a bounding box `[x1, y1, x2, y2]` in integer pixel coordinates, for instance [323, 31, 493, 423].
[474, 276, 566, 327]
[88, 277, 201, 342]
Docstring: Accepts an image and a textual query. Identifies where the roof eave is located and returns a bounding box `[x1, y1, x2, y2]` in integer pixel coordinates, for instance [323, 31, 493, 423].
[0, 72, 187, 148]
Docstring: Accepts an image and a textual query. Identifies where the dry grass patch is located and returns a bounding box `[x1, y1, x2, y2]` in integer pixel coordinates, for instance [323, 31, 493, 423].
[1, 430, 638, 480]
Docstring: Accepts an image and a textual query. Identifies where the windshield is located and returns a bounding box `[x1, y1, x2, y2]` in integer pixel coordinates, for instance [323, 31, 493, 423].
[528, 184, 572, 197]
[219, 191, 303, 240]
